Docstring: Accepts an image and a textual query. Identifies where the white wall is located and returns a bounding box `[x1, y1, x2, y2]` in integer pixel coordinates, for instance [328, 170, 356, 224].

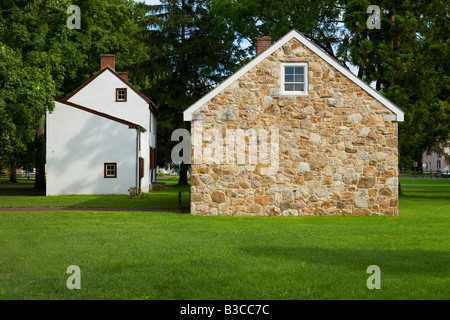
[47, 101, 138, 195]
[67, 70, 150, 130]
[65, 68, 156, 191]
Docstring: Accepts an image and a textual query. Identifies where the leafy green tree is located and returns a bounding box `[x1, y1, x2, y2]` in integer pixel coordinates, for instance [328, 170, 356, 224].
[342, 0, 449, 170]
[211, 0, 346, 62]
[140, 0, 245, 185]
[1, 0, 150, 188]
[0, 1, 66, 184]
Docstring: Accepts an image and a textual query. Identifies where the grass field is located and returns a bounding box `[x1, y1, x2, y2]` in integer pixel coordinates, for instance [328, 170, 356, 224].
[0, 178, 448, 299]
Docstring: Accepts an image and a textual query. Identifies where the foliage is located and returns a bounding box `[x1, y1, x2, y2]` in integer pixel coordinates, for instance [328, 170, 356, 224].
[342, 0, 450, 167]
[211, 0, 346, 61]
[128, 186, 148, 199]
[0, 1, 65, 161]
[0, 0, 151, 187]
[139, 0, 246, 168]
[57, 0, 151, 97]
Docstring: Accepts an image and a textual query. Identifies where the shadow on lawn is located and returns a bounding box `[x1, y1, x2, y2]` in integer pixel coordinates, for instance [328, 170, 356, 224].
[0, 184, 190, 212]
[0, 186, 45, 196]
[240, 246, 449, 276]
[400, 189, 450, 201]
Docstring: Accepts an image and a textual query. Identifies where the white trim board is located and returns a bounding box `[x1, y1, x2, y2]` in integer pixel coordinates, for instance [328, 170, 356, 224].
[183, 29, 404, 122]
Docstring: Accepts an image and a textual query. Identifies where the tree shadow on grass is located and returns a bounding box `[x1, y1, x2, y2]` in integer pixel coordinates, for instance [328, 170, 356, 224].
[400, 192, 450, 201]
[0, 186, 44, 196]
[239, 246, 449, 276]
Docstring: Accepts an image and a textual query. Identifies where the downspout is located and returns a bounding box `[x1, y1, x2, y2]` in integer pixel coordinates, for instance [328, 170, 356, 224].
[154, 116, 157, 184]
[135, 127, 139, 190]
[135, 125, 146, 191]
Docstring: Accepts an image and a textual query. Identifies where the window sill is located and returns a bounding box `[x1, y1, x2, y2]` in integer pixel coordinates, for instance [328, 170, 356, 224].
[280, 91, 308, 96]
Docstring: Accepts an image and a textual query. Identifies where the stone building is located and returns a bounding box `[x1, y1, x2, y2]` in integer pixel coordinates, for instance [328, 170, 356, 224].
[183, 29, 404, 216]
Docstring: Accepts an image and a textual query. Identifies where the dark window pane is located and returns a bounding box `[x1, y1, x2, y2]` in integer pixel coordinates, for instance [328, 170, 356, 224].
[285, 75, 294, 82]
[294, 84, 304, 91]
[285, 84, 294, 91]
[294, 67, 304, 74]
[285, 66, 294, 74]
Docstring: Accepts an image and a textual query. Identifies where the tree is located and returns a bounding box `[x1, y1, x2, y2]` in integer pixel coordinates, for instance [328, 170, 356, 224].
[1, 0, 150, 189]
[342, 0, 449, 194]
[211, 0, 347, 62]
[0, 1, 65, 185]
[140, 0, 245, 185]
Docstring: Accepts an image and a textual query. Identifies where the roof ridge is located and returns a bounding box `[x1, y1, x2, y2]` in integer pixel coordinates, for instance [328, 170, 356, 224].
[183, 29, 404, 122]
[64, 66, 158, 116]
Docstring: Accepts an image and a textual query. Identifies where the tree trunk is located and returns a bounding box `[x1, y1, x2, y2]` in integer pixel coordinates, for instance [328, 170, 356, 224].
[175, 0, 189, 187]
[9, 157, 17, 183]
[177, 162, 189, 186]
[398, 181, 403, 196]
[34, 115, 46, 190]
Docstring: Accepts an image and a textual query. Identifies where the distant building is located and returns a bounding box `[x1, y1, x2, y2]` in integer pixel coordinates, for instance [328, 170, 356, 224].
[422, 145, 450, 172]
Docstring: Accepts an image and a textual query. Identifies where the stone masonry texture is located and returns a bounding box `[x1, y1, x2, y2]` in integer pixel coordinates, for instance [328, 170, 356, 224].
[190, 38, 399, 216]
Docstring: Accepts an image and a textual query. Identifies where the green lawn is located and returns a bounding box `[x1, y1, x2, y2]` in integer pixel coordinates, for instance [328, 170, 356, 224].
[0, 177, 35, 185]
[0, 178, 448, 299]
[0, 179, 190, 209]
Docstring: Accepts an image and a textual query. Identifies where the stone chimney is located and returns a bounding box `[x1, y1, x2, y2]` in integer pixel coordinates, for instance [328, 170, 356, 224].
[100, 54, 115, 70]
[117, 72, 128, 82]
[256, 36, 272, 56]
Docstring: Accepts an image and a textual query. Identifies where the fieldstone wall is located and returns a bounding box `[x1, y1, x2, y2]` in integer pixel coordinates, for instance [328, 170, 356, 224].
[190, 38, 399, 216]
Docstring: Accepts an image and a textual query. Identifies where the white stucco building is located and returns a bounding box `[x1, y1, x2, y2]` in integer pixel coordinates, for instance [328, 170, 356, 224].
[46, 54, 157, 196]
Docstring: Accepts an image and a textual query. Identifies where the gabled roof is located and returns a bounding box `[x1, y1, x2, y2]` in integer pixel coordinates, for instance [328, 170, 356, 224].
[65, 66, 158, 116]
[183, 29, 404, 122]
[54, 98, 146, 132]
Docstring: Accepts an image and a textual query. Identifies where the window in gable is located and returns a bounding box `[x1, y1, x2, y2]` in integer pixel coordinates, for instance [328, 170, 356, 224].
[116, 88, 127, 102]
[281, 63, 308, 95]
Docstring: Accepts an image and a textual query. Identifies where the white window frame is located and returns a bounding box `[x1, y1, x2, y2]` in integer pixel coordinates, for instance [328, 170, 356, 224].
[281, 62, 308, 96]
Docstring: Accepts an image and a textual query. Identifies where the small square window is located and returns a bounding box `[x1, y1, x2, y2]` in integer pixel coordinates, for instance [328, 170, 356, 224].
[104, 163, 117, 178]
[116, 88, 127, 102]
[281, 63, 308, 95]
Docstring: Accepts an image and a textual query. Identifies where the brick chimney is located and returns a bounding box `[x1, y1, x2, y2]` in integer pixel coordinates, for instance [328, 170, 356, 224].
[256, 36, 272, 56]
[100, 54, 115, 70]
[117, 72, 128, 82]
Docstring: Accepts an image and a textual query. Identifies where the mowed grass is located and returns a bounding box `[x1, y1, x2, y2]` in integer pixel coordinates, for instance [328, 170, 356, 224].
[0, 178, 448, 300]
[0, 178, 35, 185]
[0, 179, 190, 209]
